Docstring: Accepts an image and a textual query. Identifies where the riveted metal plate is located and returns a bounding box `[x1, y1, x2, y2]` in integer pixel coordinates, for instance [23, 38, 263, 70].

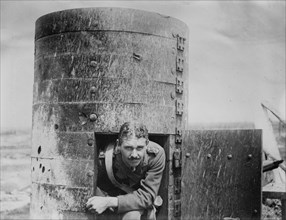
[174, 177, 181, 194]
[181, 130, 262, 220]
[175, 128, 182, 144]
[176, 56, 184, 72]
[173, 148, 182, 169]
[177, 36, 185, 51]
[176, 100, 184, 115]
[176, 77, 183, 94]
[174, 200, 181, 217]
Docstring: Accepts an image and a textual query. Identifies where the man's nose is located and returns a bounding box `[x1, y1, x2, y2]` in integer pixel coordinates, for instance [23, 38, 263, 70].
[130, 149, 139, 158]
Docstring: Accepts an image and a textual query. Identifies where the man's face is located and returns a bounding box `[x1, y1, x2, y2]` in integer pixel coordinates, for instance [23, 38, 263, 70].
[119, 136, 147, 168]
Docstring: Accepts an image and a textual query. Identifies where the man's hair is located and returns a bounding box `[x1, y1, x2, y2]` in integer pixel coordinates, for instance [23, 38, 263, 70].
[118, 122, 149, 145]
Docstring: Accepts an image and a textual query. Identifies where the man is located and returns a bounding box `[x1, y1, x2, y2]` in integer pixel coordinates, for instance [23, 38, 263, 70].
[86, 122, 166, 220]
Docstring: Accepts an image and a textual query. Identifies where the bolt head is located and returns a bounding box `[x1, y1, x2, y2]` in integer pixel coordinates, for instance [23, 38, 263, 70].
[87, 139, 94, 146]
[186, 153, 191, 158]
[207, 154, 211, 159]
[227, 154, 233, 160]
[90, 61, 97, 67]
[89, 113, 98, 122]
[248, 154, 253, 159]
[87, 170, 94, 177]
[90, 86, 96, 93]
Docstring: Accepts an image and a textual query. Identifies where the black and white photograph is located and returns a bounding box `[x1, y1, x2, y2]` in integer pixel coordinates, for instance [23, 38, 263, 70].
[1, 1, 285, 219]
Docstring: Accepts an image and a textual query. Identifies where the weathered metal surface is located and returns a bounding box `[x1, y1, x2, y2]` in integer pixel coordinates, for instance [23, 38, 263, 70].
[31, 158, 94, 187]
[30, 183, 93, 216]
[181, 130, 262, 220]
[33, 103, 176, 134]
[33, 79, 175, 105]
[35, 8, 187, 40]
[35, 32, 176, 84]
[32, 132, 94, 159]
[32, 7, 188, 220]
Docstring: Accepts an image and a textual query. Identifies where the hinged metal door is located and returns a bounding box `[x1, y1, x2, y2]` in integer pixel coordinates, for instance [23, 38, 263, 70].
[181, 130, 262, 220]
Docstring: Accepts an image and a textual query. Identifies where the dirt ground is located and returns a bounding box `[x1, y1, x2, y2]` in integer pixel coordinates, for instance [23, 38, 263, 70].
[0, 129, 283, 219]
[1, 130, 31, 219]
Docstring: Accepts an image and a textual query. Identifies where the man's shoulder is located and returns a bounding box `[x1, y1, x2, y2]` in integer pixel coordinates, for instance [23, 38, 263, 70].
[146, 141, 165, 157]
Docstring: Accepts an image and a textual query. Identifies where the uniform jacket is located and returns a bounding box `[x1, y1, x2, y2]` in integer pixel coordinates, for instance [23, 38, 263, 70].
[97, 141, 166, 213]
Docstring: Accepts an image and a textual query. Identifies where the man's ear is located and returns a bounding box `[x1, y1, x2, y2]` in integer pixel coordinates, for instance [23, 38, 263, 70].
[114, 139, 121, 154]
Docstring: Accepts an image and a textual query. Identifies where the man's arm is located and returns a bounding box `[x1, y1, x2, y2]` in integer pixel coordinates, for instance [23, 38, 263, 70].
[117, 144, 166, 213]
[86, 158, 119, 214]
[86, 142, 166, 214]
[86, 196, 118, 214]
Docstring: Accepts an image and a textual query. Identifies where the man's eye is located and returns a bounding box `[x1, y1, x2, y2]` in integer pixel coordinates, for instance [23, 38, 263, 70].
[125, 146, 133, 150]
[137, 146, 144, 150]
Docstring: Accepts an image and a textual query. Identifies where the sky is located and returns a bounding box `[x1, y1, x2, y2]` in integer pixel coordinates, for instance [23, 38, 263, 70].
[1, 0, 285, 130]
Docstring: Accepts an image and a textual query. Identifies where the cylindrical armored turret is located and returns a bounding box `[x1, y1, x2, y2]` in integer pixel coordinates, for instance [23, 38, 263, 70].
[31, 8, 188, 219]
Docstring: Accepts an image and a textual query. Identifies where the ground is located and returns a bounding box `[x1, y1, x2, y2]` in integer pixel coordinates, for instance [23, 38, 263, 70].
[0, 128, 283, 219]
[0, 130, 31, 219]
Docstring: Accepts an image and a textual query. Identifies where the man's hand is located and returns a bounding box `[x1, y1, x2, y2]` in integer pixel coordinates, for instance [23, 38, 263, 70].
[85, 196, 118, 214]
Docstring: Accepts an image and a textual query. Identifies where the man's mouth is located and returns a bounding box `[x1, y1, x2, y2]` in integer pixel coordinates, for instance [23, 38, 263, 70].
[129, 158, 140, 162]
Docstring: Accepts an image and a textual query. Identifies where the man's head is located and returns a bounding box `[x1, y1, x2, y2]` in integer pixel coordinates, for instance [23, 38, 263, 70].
[117, 122, 149, 169]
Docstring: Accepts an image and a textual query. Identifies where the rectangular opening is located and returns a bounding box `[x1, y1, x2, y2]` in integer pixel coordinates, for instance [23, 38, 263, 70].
[94, 132, 170, 219]
[94, 133, 169, 154]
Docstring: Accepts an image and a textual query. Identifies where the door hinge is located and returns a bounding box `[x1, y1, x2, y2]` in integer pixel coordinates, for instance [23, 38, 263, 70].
[175, 128, 182, 144]
[177, 35, 186, 51]
[176, 56, 184, 72]
[174, 177, 181, 194]
[176, 100, 184, 115]
[174, 200, 181, 217]
[173, 148, 182, 169]
[176, 77, 184, 94]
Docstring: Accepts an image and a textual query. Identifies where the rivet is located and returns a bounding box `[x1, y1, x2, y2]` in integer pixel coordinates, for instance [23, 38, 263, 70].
[89, 113, 97, 122]
[90, 86, 96, 93]
[227, 154, 233, 160]
[54, 124, 59, 130]
[171, 92, 175, 99]
[253, 209, 258, 214]
[89, 113, 98, 122]
[90, 61, 97, 67]
[186, 153, 191, 158]
[87, 139, 94, 146]
[248, 154, 253, 159]
[207, 154, 211, 159]
[87, 170, 94, 177]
